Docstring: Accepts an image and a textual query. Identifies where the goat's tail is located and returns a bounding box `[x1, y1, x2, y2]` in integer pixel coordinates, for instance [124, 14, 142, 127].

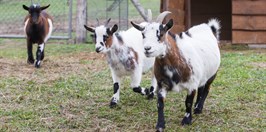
[208, 18, 221, 40]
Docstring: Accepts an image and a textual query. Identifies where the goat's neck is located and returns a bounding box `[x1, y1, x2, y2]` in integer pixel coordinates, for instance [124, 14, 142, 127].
[155, 33, 191, 82]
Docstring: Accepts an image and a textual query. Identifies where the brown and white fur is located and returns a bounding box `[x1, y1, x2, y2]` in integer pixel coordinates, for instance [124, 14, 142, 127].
[131, 12, 221, 131]
[84, 19, 156, 108]
[23, 4, 53, 68]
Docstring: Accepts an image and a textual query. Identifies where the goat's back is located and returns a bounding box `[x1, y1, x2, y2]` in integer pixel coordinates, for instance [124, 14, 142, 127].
[176, 23, 220, 87]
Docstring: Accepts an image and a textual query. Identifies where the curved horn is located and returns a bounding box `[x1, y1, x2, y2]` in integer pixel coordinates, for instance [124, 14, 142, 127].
[156, 11, 171, 24]
[105, 18, 111, 27]
[147, 9, 152, 22]
[96, 18, 100, 26]
[130, 21, 145, 31]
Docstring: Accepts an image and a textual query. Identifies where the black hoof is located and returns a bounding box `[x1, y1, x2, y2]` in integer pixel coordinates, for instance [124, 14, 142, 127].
[27, 58, 35, 64]
[147, 92, 154, 100]
[110, 101, 117, 108]
[35, 61, 41, 68]
[181, 115, 192, 125]
[110, 97, 118, 108]
[194, 108, 202, 114]
[133, 87, 142, 93]
[144, 88, 150, 95]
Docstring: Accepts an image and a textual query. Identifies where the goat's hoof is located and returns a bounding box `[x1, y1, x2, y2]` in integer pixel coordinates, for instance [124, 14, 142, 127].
[194, 108, 202, 114]
[181, 116, 192, 125]
[110, 97, 118, 108]
[147, 92, 154, 100]
[144, 88, 150, 95]
[156, 128, 164, 132]
[27, 59, 34, 64]
[35, 61, 41, 68]
[110, 102, 117, 108]
[133, 87, 142, 94]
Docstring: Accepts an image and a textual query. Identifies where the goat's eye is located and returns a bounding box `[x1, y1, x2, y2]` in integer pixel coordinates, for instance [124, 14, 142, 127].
[156, 30, 161, 41]
[103, 35, 108, 42]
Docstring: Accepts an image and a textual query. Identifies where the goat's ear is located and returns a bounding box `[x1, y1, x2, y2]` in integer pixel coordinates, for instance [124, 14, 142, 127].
[130, 21, 145, 31]
[41, 4, 50, 10]
[164, 19, 173, 32]
[23, 5, 29, 11]
[84, 25, 95, 33]
[107, 24, 118, 35]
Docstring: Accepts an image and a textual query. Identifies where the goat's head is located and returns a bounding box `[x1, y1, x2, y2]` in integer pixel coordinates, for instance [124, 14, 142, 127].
[131, 11, 173, 58]
[84, 18, 118, 53]
[23, 4, 50, 24]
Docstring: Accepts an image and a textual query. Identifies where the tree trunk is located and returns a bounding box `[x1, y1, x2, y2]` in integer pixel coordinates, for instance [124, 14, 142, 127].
[75, 0, 87, 44]
[130, 0, 148, 21]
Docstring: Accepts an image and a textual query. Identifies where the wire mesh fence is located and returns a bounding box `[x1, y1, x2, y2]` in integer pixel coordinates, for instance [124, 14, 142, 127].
[0, 0, 72, 39]
[0, 0, 160, 40]
[86, 0, 160, 30]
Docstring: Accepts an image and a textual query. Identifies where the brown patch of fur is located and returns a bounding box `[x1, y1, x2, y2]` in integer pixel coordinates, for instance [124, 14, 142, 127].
[129, 47, 139, 64]
[154, 33, 192, 83]
[105, 36, 113, 48]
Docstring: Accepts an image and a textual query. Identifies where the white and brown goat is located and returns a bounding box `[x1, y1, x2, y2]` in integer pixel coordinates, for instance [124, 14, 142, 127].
[84, 19, 157, 108]
[23, 4, 53, 68]
[131, 12, 221, 131]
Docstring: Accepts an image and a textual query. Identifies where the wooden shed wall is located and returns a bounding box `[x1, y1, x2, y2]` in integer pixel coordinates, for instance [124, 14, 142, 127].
[160, 0, 185, 33]
[232, 0, 266, 44]
[160, 0, 266, 44]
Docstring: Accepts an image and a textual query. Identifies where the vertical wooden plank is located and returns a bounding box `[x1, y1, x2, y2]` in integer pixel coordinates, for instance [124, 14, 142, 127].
[185, 0, 191, 29]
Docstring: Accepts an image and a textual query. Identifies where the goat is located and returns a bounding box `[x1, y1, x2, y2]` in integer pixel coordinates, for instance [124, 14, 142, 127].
[84, 18, 157, 108]
[131, 12, 221, 131]
[23, 4, 53, 68]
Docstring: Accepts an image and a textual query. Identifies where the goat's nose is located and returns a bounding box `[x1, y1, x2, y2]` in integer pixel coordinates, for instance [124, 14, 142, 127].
[95, 47, 101, 53]
[144, 46, 151, 51]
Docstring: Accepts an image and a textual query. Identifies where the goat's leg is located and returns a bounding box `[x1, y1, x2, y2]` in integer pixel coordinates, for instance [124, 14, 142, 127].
[194, 86, 204, 114]
[181, 90, 196, 125]
[35, 43, 44, 68]
[40, 43, 45, 60]
[156, 87, 167, 132]
[27, 39, 34, 64]
[110, 69, 121, 108]
[147, 72, 157, 99]
[131, 67, 149, 95]
[194, 74, 217, 114]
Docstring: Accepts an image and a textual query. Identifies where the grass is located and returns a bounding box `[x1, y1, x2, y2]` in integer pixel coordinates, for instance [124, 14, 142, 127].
[0, 40, 265, 131]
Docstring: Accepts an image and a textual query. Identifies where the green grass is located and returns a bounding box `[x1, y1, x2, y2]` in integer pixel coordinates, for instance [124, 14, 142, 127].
[0, 40, 265, 131]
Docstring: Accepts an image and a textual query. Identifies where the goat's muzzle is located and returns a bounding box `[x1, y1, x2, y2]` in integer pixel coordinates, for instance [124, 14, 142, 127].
[96, 47, 101, 53]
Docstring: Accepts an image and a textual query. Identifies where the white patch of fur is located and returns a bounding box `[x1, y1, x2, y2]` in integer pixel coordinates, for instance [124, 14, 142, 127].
[24, 19, 29, 34]
[185, 113, 190, 118]
[39, 43, 44, 52]
[95, 26, 107, 53]
[208, 18, 221, 40]
[159, 88, 167, 98]
[44, 19, 53, 42]
[112, 89, 120, 103]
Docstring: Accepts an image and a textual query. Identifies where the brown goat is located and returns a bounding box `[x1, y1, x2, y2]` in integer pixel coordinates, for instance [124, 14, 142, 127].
[23, 4, 53, 68]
